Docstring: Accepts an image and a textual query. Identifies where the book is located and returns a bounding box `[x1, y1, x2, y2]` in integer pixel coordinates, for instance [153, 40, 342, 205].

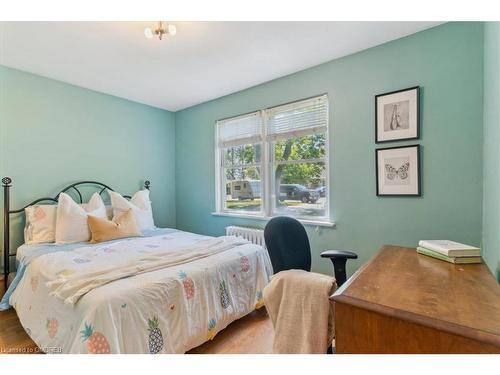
[417, 240, 480, 257]
[417, 247, 482, 264]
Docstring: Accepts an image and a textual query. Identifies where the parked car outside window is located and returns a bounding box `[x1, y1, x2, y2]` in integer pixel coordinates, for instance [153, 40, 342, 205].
[279, 184, 319, 203]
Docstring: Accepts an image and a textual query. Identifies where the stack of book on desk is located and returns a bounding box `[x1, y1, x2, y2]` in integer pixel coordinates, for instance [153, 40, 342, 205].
[417, 240, 482, 264]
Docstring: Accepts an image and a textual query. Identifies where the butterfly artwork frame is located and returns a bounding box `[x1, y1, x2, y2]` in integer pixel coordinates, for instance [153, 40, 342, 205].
[376, 145, 421, 196]
[375, 86, 420, 143]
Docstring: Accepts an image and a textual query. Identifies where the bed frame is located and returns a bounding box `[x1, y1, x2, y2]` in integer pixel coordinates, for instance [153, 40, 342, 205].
[2, 177, 150, 289]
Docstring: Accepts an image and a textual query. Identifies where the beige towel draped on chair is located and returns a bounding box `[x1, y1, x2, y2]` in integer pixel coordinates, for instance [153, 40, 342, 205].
[263, 269, 336, 354]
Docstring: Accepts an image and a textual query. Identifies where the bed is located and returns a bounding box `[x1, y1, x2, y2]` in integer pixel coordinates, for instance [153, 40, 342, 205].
[0, 178, 273, 353]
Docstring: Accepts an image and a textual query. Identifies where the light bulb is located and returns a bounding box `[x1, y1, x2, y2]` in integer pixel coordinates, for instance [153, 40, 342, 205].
[144, 27, 154, 39]
[167, 24, 177, 36]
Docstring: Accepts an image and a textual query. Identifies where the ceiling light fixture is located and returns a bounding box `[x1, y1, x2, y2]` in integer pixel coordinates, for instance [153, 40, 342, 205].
[144, 21, 177, 40]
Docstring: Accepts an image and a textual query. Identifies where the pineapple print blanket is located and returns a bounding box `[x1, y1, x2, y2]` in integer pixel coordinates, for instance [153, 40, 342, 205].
[46, 234, 250, 305]
[7, 229, 273, 353]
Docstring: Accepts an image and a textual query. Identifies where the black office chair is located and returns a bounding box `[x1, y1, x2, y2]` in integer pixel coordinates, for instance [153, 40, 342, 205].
[263, 216, 357, 288]
[263, 216, 357, 354]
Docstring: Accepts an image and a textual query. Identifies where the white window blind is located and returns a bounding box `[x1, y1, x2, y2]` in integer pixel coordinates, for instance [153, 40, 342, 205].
[217, 111, 263, 148]
[267, 95, 328, 141]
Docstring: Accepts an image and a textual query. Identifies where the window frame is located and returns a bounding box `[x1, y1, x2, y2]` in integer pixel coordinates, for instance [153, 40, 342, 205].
[219, 141, 265, 216]
[214, 94, 332, 226]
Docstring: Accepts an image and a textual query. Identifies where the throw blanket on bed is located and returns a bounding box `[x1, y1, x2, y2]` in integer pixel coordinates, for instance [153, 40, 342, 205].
[263, 269, 336, 354]
[46, 235, 249, 305]
[10, 229, 273, 353]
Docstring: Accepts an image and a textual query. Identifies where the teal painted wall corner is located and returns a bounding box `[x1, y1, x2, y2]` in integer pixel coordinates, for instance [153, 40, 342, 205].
[482, 21, 500, 282]
[174, 22, 485, 277]
[0, 66, 176, 260]
[1, 22, 494, 283]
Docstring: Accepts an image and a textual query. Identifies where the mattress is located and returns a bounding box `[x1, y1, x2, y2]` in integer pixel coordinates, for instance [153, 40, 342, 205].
[4, 228, 273, 353]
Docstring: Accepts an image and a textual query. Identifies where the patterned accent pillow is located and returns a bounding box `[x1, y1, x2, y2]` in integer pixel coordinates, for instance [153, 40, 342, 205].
[24, 205, 57, 244]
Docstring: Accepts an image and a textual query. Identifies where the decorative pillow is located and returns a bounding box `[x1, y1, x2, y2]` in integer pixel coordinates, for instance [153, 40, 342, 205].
[109, 190, 155, 231]
[55, 192, 107, 244]
[24, 205, 57, 244]
[105, 205, 114, 220]
[88, 209, 141, 244]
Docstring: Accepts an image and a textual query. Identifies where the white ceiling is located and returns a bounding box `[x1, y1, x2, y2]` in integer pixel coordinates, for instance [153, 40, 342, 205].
[0, 22, 442, 111]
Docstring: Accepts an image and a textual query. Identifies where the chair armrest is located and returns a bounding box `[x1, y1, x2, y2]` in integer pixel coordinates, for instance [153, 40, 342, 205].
[321, 250, 358, 288]
[321, 250, 358, 260]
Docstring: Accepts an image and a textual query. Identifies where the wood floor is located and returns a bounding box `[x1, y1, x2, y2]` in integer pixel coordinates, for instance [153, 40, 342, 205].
[0, 307, 274, 354]
[189, 308, 274, 354]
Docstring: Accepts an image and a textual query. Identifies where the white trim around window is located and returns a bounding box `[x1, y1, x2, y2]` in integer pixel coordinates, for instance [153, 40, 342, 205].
[215, 94, 332, 225]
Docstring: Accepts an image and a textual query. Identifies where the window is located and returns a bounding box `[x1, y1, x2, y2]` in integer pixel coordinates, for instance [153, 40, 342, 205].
[215, 95, 329, 223]
[216, 112, 264, 215]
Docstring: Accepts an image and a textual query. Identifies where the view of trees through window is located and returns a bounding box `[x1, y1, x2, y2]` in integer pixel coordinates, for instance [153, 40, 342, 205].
[274, 134, 325, 184]
[218, 94, 328, 221]
[224, 134, 327, 217]
[224, 143, 262, 212]
[273, 133, 326, 217]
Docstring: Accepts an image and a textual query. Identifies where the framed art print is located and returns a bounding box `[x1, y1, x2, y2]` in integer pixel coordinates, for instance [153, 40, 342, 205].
[376, 145, 421, 196]
[375, 86, 420, 143]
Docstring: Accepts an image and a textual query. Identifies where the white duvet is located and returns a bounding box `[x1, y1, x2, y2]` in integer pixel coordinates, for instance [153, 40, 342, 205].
[10, 229, 273, 353]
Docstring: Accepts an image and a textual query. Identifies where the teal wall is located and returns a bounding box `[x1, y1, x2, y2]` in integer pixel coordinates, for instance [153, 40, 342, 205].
[482, 22, 500, 281]
[175, 22, 484, 276]
[0, 66, 176, 258]
[0, 22, 490, 281]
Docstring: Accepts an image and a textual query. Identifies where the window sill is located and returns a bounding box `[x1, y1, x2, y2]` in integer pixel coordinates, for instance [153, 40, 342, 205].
[211, 211, 336, 228]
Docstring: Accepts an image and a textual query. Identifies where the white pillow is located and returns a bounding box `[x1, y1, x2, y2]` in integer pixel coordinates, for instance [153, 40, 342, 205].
[24, 205, 57, 244]
[109, 190, 155, 231]
[55, 192, 107, 244]
[105, 205, 114, 220]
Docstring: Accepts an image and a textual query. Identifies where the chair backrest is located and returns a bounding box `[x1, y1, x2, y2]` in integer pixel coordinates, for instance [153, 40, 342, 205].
[264, 216, 311, 273]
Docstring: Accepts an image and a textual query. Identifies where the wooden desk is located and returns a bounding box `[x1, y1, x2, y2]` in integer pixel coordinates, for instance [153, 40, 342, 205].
[332, 245, 500, 353]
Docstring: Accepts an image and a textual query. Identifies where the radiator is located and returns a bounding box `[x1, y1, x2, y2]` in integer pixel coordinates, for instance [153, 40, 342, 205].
[225, 226, 266, 249]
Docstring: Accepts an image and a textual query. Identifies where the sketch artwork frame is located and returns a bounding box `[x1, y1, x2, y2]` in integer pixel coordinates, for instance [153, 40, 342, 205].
[376, 144, 421, 197]
[375, 86, 420, 143]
